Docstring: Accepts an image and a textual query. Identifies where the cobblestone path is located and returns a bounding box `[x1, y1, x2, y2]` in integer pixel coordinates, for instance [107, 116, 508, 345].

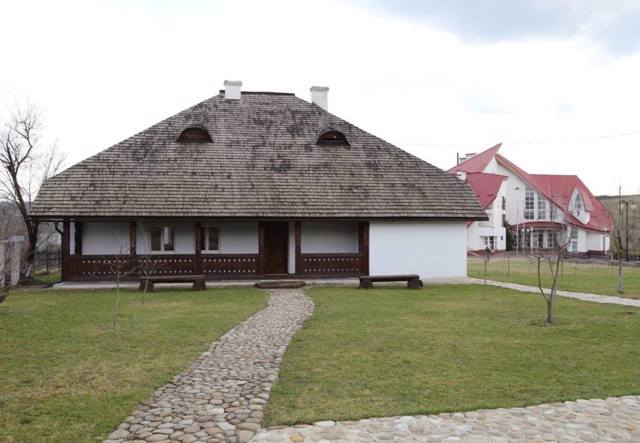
[105, 288, 314, 443]
[252, 396, 640, 442]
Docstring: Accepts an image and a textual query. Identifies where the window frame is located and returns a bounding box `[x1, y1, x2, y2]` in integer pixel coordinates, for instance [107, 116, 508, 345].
[150, 225, 176, 253]
[200, 224, 221, 253]
[524, 186, 535, 220]
[537, 193, 547, 220]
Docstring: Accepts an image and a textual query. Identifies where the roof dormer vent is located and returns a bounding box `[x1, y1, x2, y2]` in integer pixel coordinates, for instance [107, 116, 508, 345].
[177, 126, 212, 143]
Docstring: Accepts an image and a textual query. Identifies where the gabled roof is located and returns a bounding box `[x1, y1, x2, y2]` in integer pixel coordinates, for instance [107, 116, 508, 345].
[31, 91, 486, 220]
[495, 154, 613, 232]
[465, 172, 506, 209]
[448, 143, 502, 173]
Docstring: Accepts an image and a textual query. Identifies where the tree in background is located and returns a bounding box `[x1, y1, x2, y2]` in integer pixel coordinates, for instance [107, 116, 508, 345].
[0, 103, 65, 277]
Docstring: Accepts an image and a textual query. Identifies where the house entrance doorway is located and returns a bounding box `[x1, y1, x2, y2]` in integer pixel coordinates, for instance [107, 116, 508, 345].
[262, 222, 288, 274]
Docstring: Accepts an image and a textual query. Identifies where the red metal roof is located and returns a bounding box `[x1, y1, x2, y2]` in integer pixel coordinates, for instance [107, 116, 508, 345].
[464, 172, 507, 209]
[495, 154, 613, 232]
[448, 143, 502, 173]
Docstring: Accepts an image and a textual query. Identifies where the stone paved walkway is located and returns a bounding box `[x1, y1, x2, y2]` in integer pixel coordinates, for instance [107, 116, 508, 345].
[252, 396, 640, 442]
[467, 278, 640, 308]
[105, 288, 314, 443]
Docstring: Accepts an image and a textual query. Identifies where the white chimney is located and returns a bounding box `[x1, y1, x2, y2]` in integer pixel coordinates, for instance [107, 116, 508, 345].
[310, 86, 329, 110]
[224, 80, 242, 100]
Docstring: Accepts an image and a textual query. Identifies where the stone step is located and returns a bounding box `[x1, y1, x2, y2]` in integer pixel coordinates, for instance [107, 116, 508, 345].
[255, 280, 306, 289]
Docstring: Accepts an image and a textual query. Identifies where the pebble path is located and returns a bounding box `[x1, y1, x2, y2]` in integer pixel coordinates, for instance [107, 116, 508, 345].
[468, 278, 640, 308]
[252, 396, 640, 442]
[105, 288, 314, 443]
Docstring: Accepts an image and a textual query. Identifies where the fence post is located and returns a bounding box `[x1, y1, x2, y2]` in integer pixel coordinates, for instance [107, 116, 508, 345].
[8, 235, 24, 286]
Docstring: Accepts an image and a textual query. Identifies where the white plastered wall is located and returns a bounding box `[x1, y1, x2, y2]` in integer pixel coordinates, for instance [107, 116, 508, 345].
[300, 221, 359, 253]
[369, 221, 467, 278]
[82, 222, 130, 255]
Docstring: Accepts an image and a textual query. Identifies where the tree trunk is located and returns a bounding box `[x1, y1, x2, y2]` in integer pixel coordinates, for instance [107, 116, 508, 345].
[617, 256, 624, 293]
[24, 222, 39, 278]
[546, 298, 553, 324]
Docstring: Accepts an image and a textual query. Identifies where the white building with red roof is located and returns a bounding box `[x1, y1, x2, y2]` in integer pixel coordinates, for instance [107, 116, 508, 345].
[450, 144, 612, 253]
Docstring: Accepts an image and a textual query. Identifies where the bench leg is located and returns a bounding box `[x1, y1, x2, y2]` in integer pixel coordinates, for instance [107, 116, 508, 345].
[192, 280, 206, 291]
[359, 279, 373, 289]
[139, 280, 154, 292]
[407, 278, 423, 289]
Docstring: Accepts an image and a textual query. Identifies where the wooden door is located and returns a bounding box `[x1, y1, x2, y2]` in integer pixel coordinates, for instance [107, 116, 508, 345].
[262, 222, 288, 274]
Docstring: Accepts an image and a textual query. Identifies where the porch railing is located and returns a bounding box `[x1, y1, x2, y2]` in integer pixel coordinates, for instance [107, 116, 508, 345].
[67, 254, 259, 280]
[300, 253, 364, 275]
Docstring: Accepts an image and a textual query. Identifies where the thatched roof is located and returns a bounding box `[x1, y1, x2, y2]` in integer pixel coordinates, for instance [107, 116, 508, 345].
[31, 91, 486, 220]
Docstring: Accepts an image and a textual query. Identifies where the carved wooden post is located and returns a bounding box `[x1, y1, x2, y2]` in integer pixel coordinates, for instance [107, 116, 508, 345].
[129, 222, 136, 257]
[194, 222, 202, 275]
[62, 220, 71, 281]
[74, 222, 83, 256]
[359, 221, 369, 275]
[258, 222, 265, 276]
[295, 221, 302, 275]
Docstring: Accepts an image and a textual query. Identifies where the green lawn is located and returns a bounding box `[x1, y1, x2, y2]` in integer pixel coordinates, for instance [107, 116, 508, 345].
[265, 285, 640, 426]
[468, 257, 640, 298]
[0, 287, 266, 443]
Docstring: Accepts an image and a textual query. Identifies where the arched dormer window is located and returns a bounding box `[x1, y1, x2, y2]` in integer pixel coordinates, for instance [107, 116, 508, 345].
[177, 126, 212, 143]
[317, 129, 349, 146]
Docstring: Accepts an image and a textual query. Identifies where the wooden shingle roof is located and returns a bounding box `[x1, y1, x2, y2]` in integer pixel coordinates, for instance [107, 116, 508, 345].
[31, 91, 486, 220]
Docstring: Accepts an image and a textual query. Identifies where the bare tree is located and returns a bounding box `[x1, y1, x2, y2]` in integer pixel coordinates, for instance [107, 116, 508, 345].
[0, 102, 65, 278]
[533, 227, 571, 325]
[103, 233, 138, 329]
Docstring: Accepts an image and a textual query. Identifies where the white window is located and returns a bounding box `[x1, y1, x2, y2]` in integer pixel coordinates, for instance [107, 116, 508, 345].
[483, 236, 496, 250]
[525, 186, 535, 220]
[574, 193, 583, 217]
[546, 231, 557, 248]
[200, 226, 220, 252]
[537, 194, 546, 220]
[533, 231, 544, 249]
[151, 226, 175, 252]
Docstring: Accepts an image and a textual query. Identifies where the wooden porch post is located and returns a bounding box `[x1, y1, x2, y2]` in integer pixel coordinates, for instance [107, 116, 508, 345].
[61, 220, 71, 281]
[129, 222, 136, 257]
[258, 222, 265, 275]
[359, 221, 369, 275]
[194, 222, 202, 274]
[295, 221, 302, 275]
[74, 222, 83, 256]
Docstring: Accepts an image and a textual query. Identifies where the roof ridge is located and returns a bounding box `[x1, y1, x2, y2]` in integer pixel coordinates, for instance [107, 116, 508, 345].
[217, 90, 295, 96]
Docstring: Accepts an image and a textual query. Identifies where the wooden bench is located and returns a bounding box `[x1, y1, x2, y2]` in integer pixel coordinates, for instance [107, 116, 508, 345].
[359, 274, 423, 289]
[139, 275, 206, 292]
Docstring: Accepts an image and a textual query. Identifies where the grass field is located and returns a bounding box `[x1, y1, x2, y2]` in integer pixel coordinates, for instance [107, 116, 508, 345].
[0, 287, 266, 442]
[468, 257, 640, 298]
[265, 285, 640, 426]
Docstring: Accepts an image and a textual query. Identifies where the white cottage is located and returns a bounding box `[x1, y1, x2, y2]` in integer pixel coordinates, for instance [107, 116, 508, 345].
[30, 81, 486, 281]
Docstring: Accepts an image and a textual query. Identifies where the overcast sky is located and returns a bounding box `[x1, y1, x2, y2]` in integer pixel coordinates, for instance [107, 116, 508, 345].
[2, 0, 639, 196]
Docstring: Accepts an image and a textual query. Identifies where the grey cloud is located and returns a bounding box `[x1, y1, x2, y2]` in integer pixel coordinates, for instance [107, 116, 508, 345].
[356, 0, 640, 54]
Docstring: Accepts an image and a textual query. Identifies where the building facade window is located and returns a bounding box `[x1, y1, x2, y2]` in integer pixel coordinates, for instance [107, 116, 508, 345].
[524, 186, 535, 220]
[200, 226, 220, 252]
[482, 236, 496, 250]
[547, 231, 557, 248]
[573, 193, 583, 217]
[151, 226, 175, 252]
[534, 230, 544, 248]
[537, 194, 546, 220]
